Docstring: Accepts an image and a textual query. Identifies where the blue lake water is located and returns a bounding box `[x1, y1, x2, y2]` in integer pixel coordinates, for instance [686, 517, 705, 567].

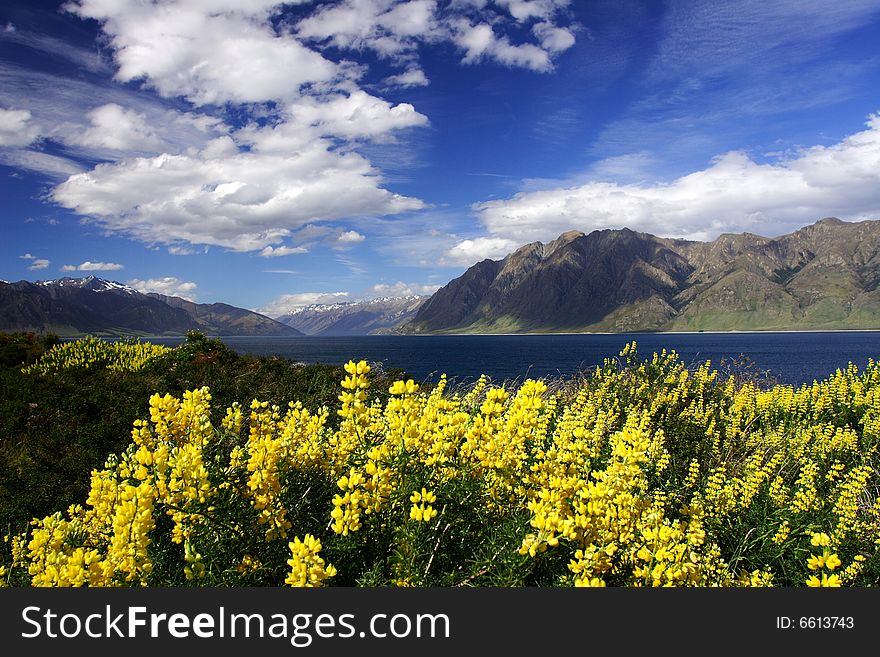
[148, 332, 880, 386]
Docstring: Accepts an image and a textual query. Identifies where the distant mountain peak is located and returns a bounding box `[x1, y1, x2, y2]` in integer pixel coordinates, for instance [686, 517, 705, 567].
[35, 276, 138, 294]
[276, 295, 427, 335]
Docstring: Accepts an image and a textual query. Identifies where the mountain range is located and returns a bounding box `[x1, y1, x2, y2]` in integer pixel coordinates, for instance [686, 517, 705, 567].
[274, 296, 427, 336]
[0, 277, 302, 337]
[4, 218, 880, 337]
[403, 217, 880, 333]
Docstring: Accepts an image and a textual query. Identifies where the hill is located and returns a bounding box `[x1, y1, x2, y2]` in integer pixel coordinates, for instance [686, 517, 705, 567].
[403, 218, 880, 333]
[0, 277, 302, 336]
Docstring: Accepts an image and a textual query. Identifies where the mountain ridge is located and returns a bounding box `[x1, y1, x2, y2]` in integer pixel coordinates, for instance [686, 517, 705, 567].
[275, 296, 426, 335]
[0, 276, 302, 337]
[403, 218, 880, 334]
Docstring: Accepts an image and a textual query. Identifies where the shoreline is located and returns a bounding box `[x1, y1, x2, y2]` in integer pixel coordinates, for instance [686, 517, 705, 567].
[400, 328, 880, 337]
[36, 327, 880, 339]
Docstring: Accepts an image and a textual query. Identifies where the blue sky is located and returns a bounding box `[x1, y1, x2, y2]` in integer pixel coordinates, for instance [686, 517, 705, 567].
[2, 0, 880, 315]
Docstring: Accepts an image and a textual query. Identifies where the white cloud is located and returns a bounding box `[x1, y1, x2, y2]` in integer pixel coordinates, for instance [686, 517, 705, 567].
[453, 112, 880, 257]
[451, 19, 553, 71]
[69, 103, 171, 153]
[33, 3, 430, 254]
[383, 67, 430, 88]
[0, 149, 85, 180]
[280, 90, 428, 141]
[297, 0, 439, 59]
[52, 141, 424, 250]
[532, 21, 575, 53]
[257, 291, 350, 316]
[128, 276, 198, 301]
[0, 108, 40, 147]
[444, 236, 519, 265]
[488, 37, 552, 71]
[370, 281, 440, 297]
[455, 22, 496, 62]
[296, 0, 575, 71]
[0, 66, 228, 162]
[60, 261, 125, 271]
[168, 245, 208, 255]
[259, 244, 309, 257]
[68, 0, 339, 106]
[20, 254, 51, 270]
[337, 230, 366, 243]
[495, 0, 570, 22]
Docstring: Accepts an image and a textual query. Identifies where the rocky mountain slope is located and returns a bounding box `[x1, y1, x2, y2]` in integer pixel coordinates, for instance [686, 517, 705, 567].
[403, 218, 880, 333]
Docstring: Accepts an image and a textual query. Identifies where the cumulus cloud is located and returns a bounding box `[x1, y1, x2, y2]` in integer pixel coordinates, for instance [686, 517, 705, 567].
[37, 2, 431, 252]
[257, 291, 351, 316]
[280, 91, 428, 141]
[336, 230, 366, 243]
[447, 112, 880, 262]
[66, 103, 221, 156]
[60, 261, 124, 271]
[68, 0, 339, 106]
[19, 253, 50, 270]
[127, 276, 198, 301]
[296, 0, 575, 71]
[0, 108, 40, 147]
[70, 103, 163, 152]
[444, 236, 519, 265]
[52, 142, 424, 250]
[296, 0, 438, 59]
[370, 281, 440, 297]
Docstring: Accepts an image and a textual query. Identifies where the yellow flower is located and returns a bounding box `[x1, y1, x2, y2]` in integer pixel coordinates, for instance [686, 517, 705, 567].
[824, 553, 842, 571]
[807, 554, 825, 571]
[410, 488, 437, 504]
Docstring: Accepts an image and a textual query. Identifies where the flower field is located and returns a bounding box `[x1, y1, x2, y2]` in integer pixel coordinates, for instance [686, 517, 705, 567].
[21, 337, 171, 375]
[3, 340, 880, 587]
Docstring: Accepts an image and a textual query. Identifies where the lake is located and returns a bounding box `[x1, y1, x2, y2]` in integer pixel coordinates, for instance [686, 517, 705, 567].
[147, 331, 880, 386]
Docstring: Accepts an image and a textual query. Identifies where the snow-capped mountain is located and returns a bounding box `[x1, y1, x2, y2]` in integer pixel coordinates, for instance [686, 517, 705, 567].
[275, 296, 426, 335]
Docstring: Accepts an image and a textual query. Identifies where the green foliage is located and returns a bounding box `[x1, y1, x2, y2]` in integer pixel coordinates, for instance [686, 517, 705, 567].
[0, 332, 60, 369]
[0, 332, 399, 534]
